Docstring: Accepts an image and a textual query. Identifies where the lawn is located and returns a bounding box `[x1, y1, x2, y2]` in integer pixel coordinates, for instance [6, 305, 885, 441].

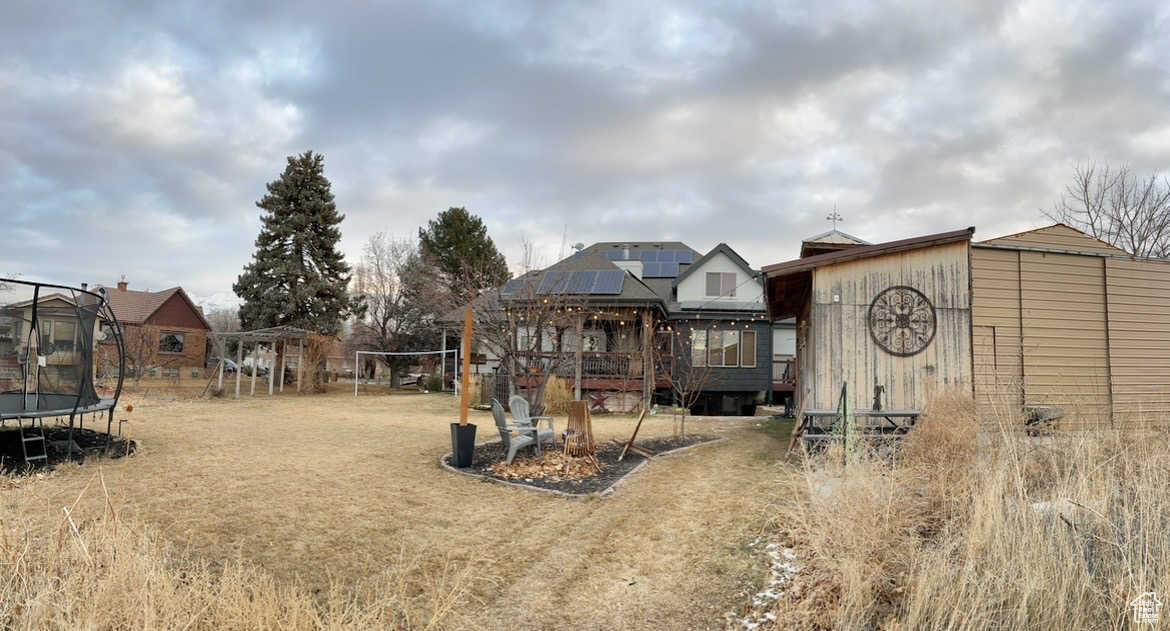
[2, 388, 791, 630]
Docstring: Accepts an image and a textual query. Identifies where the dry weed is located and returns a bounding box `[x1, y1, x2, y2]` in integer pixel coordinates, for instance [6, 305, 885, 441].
[774, 393, 1170, 630]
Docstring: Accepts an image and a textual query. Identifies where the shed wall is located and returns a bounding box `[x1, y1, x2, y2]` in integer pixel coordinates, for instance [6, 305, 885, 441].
[972, 245, 1170, 427]
[806, 241, 972, 411]
[1104, 258, 1170, 419]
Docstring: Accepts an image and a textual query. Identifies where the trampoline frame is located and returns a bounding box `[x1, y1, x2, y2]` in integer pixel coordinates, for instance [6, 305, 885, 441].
[0, 278, 126, 456]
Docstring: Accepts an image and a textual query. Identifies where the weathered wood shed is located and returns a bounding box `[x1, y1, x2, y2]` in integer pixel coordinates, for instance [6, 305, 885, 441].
[763, 228, 975, 412]
[972, 224, 1170, 427]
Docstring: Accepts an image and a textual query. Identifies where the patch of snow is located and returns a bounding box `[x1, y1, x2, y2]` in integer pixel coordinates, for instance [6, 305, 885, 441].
[725, 540, 800, 629]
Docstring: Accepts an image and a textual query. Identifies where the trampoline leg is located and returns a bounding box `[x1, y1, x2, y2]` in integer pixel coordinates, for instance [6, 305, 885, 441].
[106, 408, 114, 454]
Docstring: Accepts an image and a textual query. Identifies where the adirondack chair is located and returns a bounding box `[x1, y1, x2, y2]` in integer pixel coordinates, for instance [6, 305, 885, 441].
[508, 395, 556, 453]
[492, 398, 541, 465]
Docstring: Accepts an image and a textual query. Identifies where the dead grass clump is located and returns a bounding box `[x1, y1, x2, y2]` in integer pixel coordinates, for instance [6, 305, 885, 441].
[774, 395, 1170, 630]
[541, 377, 573, 415]
[0, 472, 475, 631]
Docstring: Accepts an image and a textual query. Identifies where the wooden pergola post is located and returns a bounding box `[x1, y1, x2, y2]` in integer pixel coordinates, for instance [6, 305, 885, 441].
[217, 336, 225, 391]
[297, 339, 304, 393]
[268, 343, 276, 395]
[235, 338, 243, 399]
[279, 340, 286, 393]
[250, 344, 258, 396]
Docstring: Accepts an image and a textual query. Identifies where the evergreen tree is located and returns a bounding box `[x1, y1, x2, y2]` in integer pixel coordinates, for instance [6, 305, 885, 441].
[418, 207, 511, 302]
[234, 151, 363, 335]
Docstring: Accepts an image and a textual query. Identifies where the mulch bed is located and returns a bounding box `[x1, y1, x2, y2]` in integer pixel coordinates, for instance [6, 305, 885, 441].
[443, 435, 718, 495]
[1, 426, 135, 474]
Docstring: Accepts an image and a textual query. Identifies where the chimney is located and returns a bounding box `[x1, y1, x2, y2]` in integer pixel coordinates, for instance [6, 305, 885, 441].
[117, 275, 128, 292]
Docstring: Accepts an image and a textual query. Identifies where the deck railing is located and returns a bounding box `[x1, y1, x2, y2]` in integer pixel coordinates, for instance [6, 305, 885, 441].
[513, 351, 666, 380]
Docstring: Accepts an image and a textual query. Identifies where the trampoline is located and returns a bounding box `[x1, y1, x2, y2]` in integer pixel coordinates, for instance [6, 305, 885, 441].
[0, 278, 125, 426]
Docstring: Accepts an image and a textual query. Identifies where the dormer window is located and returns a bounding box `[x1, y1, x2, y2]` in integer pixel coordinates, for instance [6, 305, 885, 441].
[705, 272, 736, 297]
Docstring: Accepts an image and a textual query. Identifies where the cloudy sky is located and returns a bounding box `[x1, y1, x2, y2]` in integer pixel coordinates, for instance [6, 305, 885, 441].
[2, 0, 1168, 308]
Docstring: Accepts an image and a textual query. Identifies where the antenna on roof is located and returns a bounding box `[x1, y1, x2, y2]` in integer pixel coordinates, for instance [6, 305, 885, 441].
[826, 204, 843, 230]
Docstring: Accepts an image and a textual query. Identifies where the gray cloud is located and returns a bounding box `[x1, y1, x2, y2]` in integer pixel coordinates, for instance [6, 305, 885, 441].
[2, 0, 1169, 308]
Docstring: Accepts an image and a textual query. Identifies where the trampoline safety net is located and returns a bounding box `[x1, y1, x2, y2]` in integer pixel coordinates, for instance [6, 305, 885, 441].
[0, 278, 125, 419]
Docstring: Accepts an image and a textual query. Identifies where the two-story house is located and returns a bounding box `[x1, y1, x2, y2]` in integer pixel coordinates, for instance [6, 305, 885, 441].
[461, 241, 796, 415]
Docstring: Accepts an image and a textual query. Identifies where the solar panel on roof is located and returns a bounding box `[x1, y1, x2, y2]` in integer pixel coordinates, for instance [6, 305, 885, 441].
[536, 271, 570, 294]
[500, 278, 526, 297]
[567, 271, 597, 294]
[603, 251, 625, 261]
[591, 270, 625, 294]
[639, 250, 659, 262]
[642, 262, 680, 278]
[675, 250, 694, 263]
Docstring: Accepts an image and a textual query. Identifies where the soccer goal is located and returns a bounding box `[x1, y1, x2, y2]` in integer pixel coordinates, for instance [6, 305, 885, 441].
[353, 349, 458, 396]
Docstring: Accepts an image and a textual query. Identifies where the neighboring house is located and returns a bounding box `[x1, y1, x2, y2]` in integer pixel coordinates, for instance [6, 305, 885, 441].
[96, 279, 213, 379]
[0, 292, 94, 394]
[448, 241, 796, 415]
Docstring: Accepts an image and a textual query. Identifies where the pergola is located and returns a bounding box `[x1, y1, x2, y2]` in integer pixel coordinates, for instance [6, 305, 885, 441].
[207, 326, 315, 397]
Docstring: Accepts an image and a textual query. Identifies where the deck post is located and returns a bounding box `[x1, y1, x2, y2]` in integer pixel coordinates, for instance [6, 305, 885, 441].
[297, 339, 304, 393]
[574, 315, 584, 400]
[235, 338, 243, 398]
[642, 310, 653, 410]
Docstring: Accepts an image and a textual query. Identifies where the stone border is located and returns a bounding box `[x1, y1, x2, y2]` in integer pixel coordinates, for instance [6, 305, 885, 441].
[439, 436, 727, 498]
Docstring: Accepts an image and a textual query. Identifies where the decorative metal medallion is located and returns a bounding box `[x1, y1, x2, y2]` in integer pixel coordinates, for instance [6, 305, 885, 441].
[868, 285, 936, 357]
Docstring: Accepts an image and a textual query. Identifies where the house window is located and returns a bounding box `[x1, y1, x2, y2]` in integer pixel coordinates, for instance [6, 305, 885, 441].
[722, 330, 739, 366]
[741, 331, 757, 367]
[691, 330, 706, 367]
[690, 327, 756, 368]
[37, 320, 77, 354]
[704, 272, 737, 297]
[159, 332, 185, 354]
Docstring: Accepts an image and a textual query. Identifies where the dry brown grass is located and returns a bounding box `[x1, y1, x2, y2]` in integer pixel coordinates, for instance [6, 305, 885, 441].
[1, 387, 788, 630]
[773, 392, 1170, 630]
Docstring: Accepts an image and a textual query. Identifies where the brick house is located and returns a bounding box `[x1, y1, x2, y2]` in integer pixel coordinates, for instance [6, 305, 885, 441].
[97, 279, 213, 379]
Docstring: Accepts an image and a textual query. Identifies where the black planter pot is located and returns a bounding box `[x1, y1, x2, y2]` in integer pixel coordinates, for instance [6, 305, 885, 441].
[450, 423, 477, 468]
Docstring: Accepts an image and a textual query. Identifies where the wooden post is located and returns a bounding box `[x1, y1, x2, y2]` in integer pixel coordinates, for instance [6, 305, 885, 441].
[250, 344, 257, 396]
[217, 343, 225, 391]
[459, 309, 473, 425]
[574, 315, 584, 400]
[268, 343, 276, 395]
[279, 340, 286, 393]
[642, 310, 653, 410]
[297, 339, 304, 393]
[440, 328, 447, 391]
[235, 338, 243, 399]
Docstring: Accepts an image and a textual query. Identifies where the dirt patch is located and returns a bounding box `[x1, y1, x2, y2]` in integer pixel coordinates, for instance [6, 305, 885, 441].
[445, 435, 718, 495]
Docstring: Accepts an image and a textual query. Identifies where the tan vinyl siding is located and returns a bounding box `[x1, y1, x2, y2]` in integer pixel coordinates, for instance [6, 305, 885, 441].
[981, 224, 1123, 255]
[971, 247, 1023, 419]
[1105, 257, 1170, 420]
[806, 241, 972, 411]
[1019, 252, 1111, 426]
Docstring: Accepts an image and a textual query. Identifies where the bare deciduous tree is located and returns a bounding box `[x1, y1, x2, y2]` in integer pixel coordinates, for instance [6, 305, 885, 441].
[350, 233, 445, 386]
[1047, 162, 1170, 258]
[469, 276, 584, 414]
[118, 325, 183, 385]
[204, 307, 241, 332]
[654, 327, 712, 437]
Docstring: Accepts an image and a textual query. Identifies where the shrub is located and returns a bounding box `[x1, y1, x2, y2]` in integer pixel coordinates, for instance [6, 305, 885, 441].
[426, 373, 442, 392]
